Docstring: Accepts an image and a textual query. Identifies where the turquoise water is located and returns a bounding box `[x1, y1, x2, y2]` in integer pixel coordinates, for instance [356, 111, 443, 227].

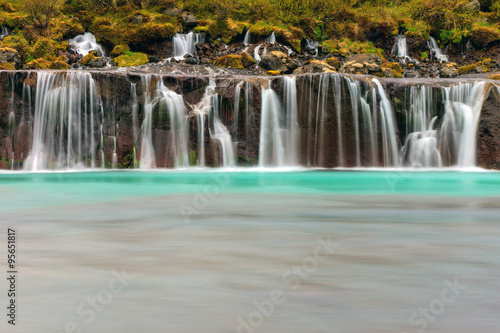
[1, 170, 500, 212]
[0, 171, 499, 333]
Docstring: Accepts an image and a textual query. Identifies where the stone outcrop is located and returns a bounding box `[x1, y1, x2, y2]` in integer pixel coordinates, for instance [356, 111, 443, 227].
[294, 60, 336, 74]
[260, 51, 298, 74]
[340, 54, 383, 75]
[0, 47, 21, 69]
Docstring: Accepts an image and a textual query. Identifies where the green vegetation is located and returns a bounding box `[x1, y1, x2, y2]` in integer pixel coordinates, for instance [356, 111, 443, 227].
[213, 53, 255, 69]
[0, 0, 500, 69]
[114, 51, 149, 67]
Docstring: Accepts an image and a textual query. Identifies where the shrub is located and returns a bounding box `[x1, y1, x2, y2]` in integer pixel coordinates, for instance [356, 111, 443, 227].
[23, 0, 63, 29]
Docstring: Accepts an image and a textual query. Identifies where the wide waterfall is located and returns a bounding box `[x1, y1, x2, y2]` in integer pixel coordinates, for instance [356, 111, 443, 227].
[25, 72, 103, 170]
[1, 71, 495, 171]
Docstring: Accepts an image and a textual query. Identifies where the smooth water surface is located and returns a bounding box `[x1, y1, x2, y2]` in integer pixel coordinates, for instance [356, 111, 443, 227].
[0, 171, 499, 333]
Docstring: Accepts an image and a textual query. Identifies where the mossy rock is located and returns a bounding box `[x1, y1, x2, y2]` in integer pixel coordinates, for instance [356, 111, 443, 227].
[213, 54, 255, 69]
[489, 74, 500, 80]
[194, 26, 209, 33]
[248, 22, 273, 38]
[26, 56, 69, 70]
[391, 69, 403, 78]
[1, 35, 30, 61]
[0, 63, 15, 70]
[458, 63, 478, 75]
[326, 57, 340, 69]
[267, 70, 281, 76]
[391, 62, 403, 73]
[81, 53, 97, 65]
[110, 44, 130, 57]
[208, 19, 247, 44]
[114, 52, 149, 67]
[471, 24, 500, 47]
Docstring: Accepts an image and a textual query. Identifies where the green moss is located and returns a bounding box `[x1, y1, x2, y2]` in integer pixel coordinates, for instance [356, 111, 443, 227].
[213, 54, 255, 69]
[208, 19, 247, 44]
[0, 62, 15, 70]
[471, 23, 500, 47]
[326, 57, 340, 69]
[114, 52, 149, 67]
[194, 25, 209, 33]
[110, 44, 130, 57]
[81, 53, 96, 65]
[189, 150, 197, 166]
[26, 56, 70, 69]
[489, 74, 500, 80]
[0, 35, 30, 61]
[248, 21, 273, 37]
[420, 51, 428, 61]
[458, 63, 478, 75]
[391, 69, 403, 78]
[323, 38, 383, 58]
[267, 70, 281, 75]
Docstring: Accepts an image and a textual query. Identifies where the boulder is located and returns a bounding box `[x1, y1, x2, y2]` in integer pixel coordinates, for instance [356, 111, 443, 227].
[463, 0, 480, 11]
[340, 54, 383, 75]
[131, 14, 143, 25]
[164, 7, 182, 16]
[88, 58, 107, 68]
[148, 56, 161, 63]
[260, 51, 298, 74]
[293, 60, 336, 74]
[439, 66, 458, 78]
[0, 47, 21, 69]
[180, 12, 197, 28]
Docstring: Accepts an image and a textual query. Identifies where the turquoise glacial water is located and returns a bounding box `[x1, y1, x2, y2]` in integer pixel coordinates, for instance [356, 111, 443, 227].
[0, 170, 499, 333]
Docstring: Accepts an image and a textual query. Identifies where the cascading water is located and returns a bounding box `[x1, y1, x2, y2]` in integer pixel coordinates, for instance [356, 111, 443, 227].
[392, 34, 410, 63]
[254, 44, 262, 62]
[3, 71, 493, 171]
[67, 32, 106, 57]
[428, 37, 448, 63]
[267, 32, 276, 44]
[137, 75, 189, 168]
[243, 31, 251, 45]
[172, 32, 204, 59]
[0, 26, 9, 40]
[400, 82, 487, 167]
[25, 72, 102, 171]
[305, 39, 320, 56]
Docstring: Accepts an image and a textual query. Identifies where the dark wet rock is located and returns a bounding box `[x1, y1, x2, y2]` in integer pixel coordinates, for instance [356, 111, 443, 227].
[260, 51, 298, 74]
[88, 58, 107, 68]
[148, 56, 161, 63]
[185, 57, 200, 65]
[404, 69, 419, 78]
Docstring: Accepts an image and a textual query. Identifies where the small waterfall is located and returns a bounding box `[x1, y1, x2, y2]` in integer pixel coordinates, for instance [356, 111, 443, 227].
[267, 32, 276, 44]
[206, 79, 236, 167]
[400, 86, 442, 167]
[442, 82, 486, 167]
[254, 44, 262, 61]
[67, 32, 106, 57]
[373, 79, 400, 167]
[283, 76, 299, 166]
[259, 85, 285, 167]
[305, 39, 320, 56]
[401, 82, 487, 167]
[140, 76, 189, 168]
[0, 26, 9, 40]
[138, 76, 156, 169]
[428, 37, 448, 63]
[392, 34, 410, 63]
[243, 30, 251, 45]
[172, 32, 204, 59]
[25, 72, 102, 171]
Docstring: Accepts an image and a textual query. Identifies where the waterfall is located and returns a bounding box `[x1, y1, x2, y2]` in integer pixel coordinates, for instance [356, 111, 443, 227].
[400, 82, 487, 167]
[392, 34, 409, 63]
[172, 32, 204, 59]
[67, 32, 106, 57]
[267, 32, 276, 44]
[0, 26, 9, 40]
[25, 72, 102, 171]
[442, 82, 486, 167]
[206, 79, 236, 167]
[305, 39, 320, 56]
[254, 44, 262, 61]
[243, 30, 251, 45]
[428, 37, 448, 63]
[3, 71, 493, 171]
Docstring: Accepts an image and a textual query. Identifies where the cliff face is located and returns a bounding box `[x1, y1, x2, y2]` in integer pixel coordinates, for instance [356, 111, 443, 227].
[0, 70, 499, 170]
